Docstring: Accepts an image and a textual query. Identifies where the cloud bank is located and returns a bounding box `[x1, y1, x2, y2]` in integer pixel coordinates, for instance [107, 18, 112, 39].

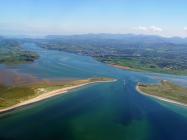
[134, 26, 163, 32]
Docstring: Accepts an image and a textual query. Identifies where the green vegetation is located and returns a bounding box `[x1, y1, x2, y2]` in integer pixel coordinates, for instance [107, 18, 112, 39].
[97, 56, 187, 75]
[0, 82, 70, 109]
[0, 85, 37, 109]
[138, 81, 187, 105]
[35, 77, 114, 93]
[37, 34, 187, 75]
[0, 77, 114, 109]
[0, 39, 39, 65]
[88, 77, 114, 82]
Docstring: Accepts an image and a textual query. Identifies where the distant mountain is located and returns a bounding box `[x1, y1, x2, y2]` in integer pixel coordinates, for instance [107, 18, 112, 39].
[166, 37, 187, 44]
[46, 34, 187, 45]
[0, 36, 4, 40]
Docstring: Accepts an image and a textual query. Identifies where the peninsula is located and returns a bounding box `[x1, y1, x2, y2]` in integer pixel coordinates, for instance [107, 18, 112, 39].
[136, 80, 187, 106]
[0, 78, 116, 113]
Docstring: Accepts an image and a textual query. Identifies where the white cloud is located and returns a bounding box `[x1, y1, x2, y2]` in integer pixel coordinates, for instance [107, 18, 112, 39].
[136, 26, 148, 31]
[134, 25, 163, 33]
[184, 27, 187, 31]
[149, 26, 163, 32]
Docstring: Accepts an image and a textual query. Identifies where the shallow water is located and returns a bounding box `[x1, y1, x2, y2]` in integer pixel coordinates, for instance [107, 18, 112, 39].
[0, 43, 187, 140]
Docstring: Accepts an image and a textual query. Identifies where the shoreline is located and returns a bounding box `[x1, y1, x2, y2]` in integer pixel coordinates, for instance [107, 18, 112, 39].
[136, 85, 187, 107]
[0, 79, 116, 114]
[110, 64, 130, 70]
[108, 63, 187, 76]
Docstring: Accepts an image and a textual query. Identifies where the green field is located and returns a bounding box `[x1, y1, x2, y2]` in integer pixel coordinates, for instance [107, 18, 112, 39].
[138, 81, 187, 105]
[0, 77, 114, 109]
[0, 85, 37, 109]
[97, 56, 187, 75]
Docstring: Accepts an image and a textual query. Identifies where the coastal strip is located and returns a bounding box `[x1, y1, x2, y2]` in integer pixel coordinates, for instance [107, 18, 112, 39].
[0, 79, 116, 114]
[110, 64, 130, 70]
[136, 84, 187, 107]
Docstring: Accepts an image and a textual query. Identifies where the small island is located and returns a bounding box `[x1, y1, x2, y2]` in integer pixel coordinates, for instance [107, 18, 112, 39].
[137, 80, 187, 106]
[0, 77, 116, 113]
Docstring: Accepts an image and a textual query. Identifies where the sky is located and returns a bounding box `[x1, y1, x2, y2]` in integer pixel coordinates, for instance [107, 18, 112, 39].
[1, 0, 187, 37]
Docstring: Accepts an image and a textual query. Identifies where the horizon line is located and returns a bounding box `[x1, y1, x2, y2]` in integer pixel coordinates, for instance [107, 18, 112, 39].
[1, 33, 187, 39]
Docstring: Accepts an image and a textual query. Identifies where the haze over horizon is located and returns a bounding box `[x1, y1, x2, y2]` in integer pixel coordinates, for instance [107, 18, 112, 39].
[1, 0, 187, 37]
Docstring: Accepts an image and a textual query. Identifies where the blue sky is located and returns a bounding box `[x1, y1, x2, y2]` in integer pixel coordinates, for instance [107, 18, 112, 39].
[1, 0, 187, 37]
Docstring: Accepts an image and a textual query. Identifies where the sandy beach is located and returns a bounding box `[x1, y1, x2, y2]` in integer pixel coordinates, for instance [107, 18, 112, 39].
[0, 79, 116, 114]
[110, 64, 130, 70]
[136, 85, 187, 107]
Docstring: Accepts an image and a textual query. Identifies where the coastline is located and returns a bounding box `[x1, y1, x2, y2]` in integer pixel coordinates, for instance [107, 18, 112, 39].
[136, 85, 187, 107]
[110, 64, 130, 70]
[108, 63, 187, 76]
[0, 79, 116, 114]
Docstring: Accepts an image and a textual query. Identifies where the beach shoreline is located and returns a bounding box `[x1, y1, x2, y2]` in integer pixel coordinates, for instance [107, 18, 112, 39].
[110, 64, 130, 70]
[0, 79, 116, 114]
[136, 84, 187, 107]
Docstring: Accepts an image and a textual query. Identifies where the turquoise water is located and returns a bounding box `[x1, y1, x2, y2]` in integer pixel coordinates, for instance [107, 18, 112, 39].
[0, 43, 187, 140]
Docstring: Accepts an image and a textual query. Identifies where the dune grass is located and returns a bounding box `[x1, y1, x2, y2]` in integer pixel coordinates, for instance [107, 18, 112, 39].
[0, 85, 36, 109]
[138, 81, 187, 105]
[0, 77, 114, 110]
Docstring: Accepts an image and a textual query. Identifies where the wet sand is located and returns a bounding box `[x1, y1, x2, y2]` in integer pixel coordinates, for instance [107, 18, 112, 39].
[110, 64, 130, 70]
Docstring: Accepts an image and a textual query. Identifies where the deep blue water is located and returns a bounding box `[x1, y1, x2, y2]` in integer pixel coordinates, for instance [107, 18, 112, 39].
[0, 43, 187, 140]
